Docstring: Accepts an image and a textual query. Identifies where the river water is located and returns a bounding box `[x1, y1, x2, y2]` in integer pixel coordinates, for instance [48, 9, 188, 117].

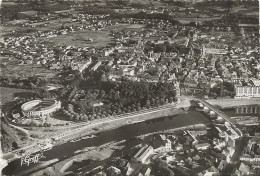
[3, 108, 210, 176]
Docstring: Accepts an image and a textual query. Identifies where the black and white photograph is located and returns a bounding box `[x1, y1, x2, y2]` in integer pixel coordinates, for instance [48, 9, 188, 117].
[0, 0, 259, 176]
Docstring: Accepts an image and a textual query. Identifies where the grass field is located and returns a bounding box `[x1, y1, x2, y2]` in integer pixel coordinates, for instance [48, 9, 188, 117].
[39, 23, 145, 48]
[108, 23, 144, 30]
[41, 29, 112, 48]
[174, 17, 221, 24]
[0, 87, 31, 105]
[1, 62, 58, 79]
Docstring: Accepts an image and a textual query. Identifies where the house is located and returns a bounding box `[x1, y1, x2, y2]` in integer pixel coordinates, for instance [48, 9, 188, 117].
[107, 166, 121, 175]
[91, 61, 102, 71]
[126, 163, 134, 176]
[94, 171, 106, 176]
[188, 130, 207, 139]
[218, 160, 226, 170]
[165, 154, 176, 163]
[204, 166, 219, 176]
[215, 125, 228, 139]
[13, 113, 20, 119]
[195, 143, 211, 150]
[214, 141, 226, 151]
[227, 137, 236, 148]
[138, 167, 152, 176]
[104, 48, 114, 56]
[152, 134, 172, 152]
[224, 122, 239, 140]
[222, 146, 235, 163]
[144, 167, 151, 176]
[237, 162, 251, 176]
[133, 145, 153, 164]
[123, 67, 135, 76]
[79, 59, 92, 73]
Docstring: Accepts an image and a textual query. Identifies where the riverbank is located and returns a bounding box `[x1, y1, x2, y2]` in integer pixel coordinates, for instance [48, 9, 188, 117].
[55, 106, 184, 146]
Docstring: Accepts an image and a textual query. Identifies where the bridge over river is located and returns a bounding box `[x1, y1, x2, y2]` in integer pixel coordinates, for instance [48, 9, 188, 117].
[196, 99, 244, 137]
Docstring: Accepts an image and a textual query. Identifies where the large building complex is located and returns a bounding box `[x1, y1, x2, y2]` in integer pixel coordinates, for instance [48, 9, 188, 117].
[234, 86, 260, 99]
[21, 99, 61, 118]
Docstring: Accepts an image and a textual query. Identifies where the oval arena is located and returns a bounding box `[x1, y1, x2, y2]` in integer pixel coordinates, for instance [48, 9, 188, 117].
[21, 99, 61, 118]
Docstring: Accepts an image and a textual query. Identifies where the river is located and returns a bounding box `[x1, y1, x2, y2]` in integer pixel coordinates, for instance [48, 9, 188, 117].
[3, 108, 210, 176]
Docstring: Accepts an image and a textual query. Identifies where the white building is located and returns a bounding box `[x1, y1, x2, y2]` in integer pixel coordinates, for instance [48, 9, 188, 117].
[235, 86, 260, 98]
[79, 59, 92, 73]
[133, 145, 153, 164]
[175, 81, 181, 96]
[104, 48, 114, 56]
[251, 79, 260, 86]
[222, 147, 235, 163]
[195, 143, 211, 150]
[123, 67, 135, 76]
[91, 61, 102, 71]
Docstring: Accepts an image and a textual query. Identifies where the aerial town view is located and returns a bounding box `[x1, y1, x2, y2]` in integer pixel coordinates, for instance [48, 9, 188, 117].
[0, 0, 259, 176]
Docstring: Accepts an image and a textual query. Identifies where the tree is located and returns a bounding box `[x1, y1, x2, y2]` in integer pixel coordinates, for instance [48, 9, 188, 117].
[68, 104, 74, 113]
[29, 82, 36, 89]
[2, 133, 14, 153]
[223, 81, 235, 92]
[74, 114, 80, 121]
[89, 115, 95, 121]
[146, 100, 151, 109]
[68, 114, 73, 121]
[153, 159, 175, 176]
